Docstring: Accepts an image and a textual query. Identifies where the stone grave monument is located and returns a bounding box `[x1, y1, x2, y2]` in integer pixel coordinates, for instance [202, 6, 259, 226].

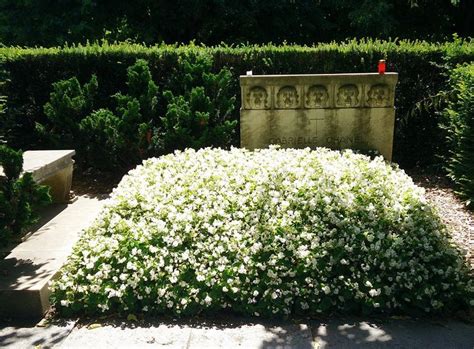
[240, 73, 398, 160]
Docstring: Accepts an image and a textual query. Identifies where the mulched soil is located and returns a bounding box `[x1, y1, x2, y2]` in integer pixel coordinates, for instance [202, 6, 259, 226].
[407, 167, 473, 270]
[71, 168, 122, 196]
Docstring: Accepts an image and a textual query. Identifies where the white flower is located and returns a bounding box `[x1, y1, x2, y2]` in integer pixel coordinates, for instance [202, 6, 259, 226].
[369, 289, 381, 297]
[50, 147, 468, 318]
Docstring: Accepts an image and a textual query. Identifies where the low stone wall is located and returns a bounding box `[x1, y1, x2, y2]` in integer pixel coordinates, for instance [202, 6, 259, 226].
[240, 73, 398, 160]
[22, 150, 75, 203]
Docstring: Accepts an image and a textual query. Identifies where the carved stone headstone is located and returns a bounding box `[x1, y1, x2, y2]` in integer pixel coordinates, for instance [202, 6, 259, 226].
[240, 73, 398, 160]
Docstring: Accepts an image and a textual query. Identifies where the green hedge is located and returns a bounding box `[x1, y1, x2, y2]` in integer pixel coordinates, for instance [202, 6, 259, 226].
[442, 64, 474, 207]
[1, 39, 474, 168]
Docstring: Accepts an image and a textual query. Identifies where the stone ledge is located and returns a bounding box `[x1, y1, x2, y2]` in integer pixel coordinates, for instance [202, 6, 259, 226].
[0, 196, 106, 319]
[0, 150, 76, 203]
[22, 150, 75, 183]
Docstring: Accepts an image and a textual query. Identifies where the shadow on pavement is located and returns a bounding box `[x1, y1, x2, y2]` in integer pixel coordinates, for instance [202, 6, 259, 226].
[0, 318, 75, 348]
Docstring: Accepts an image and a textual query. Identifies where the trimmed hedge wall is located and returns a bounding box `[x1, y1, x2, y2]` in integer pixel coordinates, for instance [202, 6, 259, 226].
[442, 64, 474, 207]
[1, 39, 474, 168]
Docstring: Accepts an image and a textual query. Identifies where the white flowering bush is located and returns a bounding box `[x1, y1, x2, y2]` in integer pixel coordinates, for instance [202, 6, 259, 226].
[51, 147, 473, 317]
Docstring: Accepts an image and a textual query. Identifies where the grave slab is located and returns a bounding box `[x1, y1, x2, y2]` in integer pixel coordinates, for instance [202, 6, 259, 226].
[187, 323, 313, 349]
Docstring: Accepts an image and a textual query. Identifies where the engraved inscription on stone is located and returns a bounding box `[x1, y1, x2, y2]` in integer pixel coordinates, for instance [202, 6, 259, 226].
[276, 86, 299, 109]
[305, 85, 329, 108]
[246, 86, 268, 109]
[268, 136, 318, 147]
[267, 135, 363, 148]
[336, 84, 359, 107]
[367, 84, 390, 107]
[326, 136, 363, 148]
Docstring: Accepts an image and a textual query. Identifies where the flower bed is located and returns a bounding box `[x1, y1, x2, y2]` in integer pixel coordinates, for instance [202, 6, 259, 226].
[51, 147, 472, 316]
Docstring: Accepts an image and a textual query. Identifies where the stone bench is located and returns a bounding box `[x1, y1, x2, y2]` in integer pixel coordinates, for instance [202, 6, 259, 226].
[1, 150, 75, 203]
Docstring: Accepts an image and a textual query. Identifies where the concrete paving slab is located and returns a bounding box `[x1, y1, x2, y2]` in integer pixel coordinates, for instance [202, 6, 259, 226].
[59, 321, 313, 349]
[187, 323, 313, 349]
[311, 318, 474, 349]
[2, 316, 474, 349]
[0, 320, 76, 348]
[59, 323, 192, 349]
[0, 196, 106, 319]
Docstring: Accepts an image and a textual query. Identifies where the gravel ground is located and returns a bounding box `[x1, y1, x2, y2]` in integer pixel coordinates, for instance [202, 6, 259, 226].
[407, 168, 473, 270]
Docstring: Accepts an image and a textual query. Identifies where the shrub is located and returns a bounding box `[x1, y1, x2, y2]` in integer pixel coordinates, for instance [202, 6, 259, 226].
[155, 54, 236, 153]
[0, 145, 51, 245]
[37, 75, 98, 148]
[51, 147, 472, 317]
[442, 64, 474, 207]
[37, 57, 236, 170]
[1, 39, 473, 168]
[79, 59, 159, 170]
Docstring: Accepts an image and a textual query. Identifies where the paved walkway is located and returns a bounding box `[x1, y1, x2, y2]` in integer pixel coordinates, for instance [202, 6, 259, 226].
[1, 317, 473, 348]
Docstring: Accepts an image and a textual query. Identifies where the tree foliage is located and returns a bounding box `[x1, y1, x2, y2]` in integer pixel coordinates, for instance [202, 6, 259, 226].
[156, 54, 236, 153]
[0, 0, 471, 47]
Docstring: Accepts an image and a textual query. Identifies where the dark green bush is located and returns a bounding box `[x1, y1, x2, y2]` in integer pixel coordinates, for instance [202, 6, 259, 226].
[442, 64, 474, 207]
[37, 57, 236, 170]
[156, 54, 236, 153]
[37, 75, 98, 148]
[79, 59, 159, 170]
[1, 39, 473, 168]
[0, 145, 51, 245]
